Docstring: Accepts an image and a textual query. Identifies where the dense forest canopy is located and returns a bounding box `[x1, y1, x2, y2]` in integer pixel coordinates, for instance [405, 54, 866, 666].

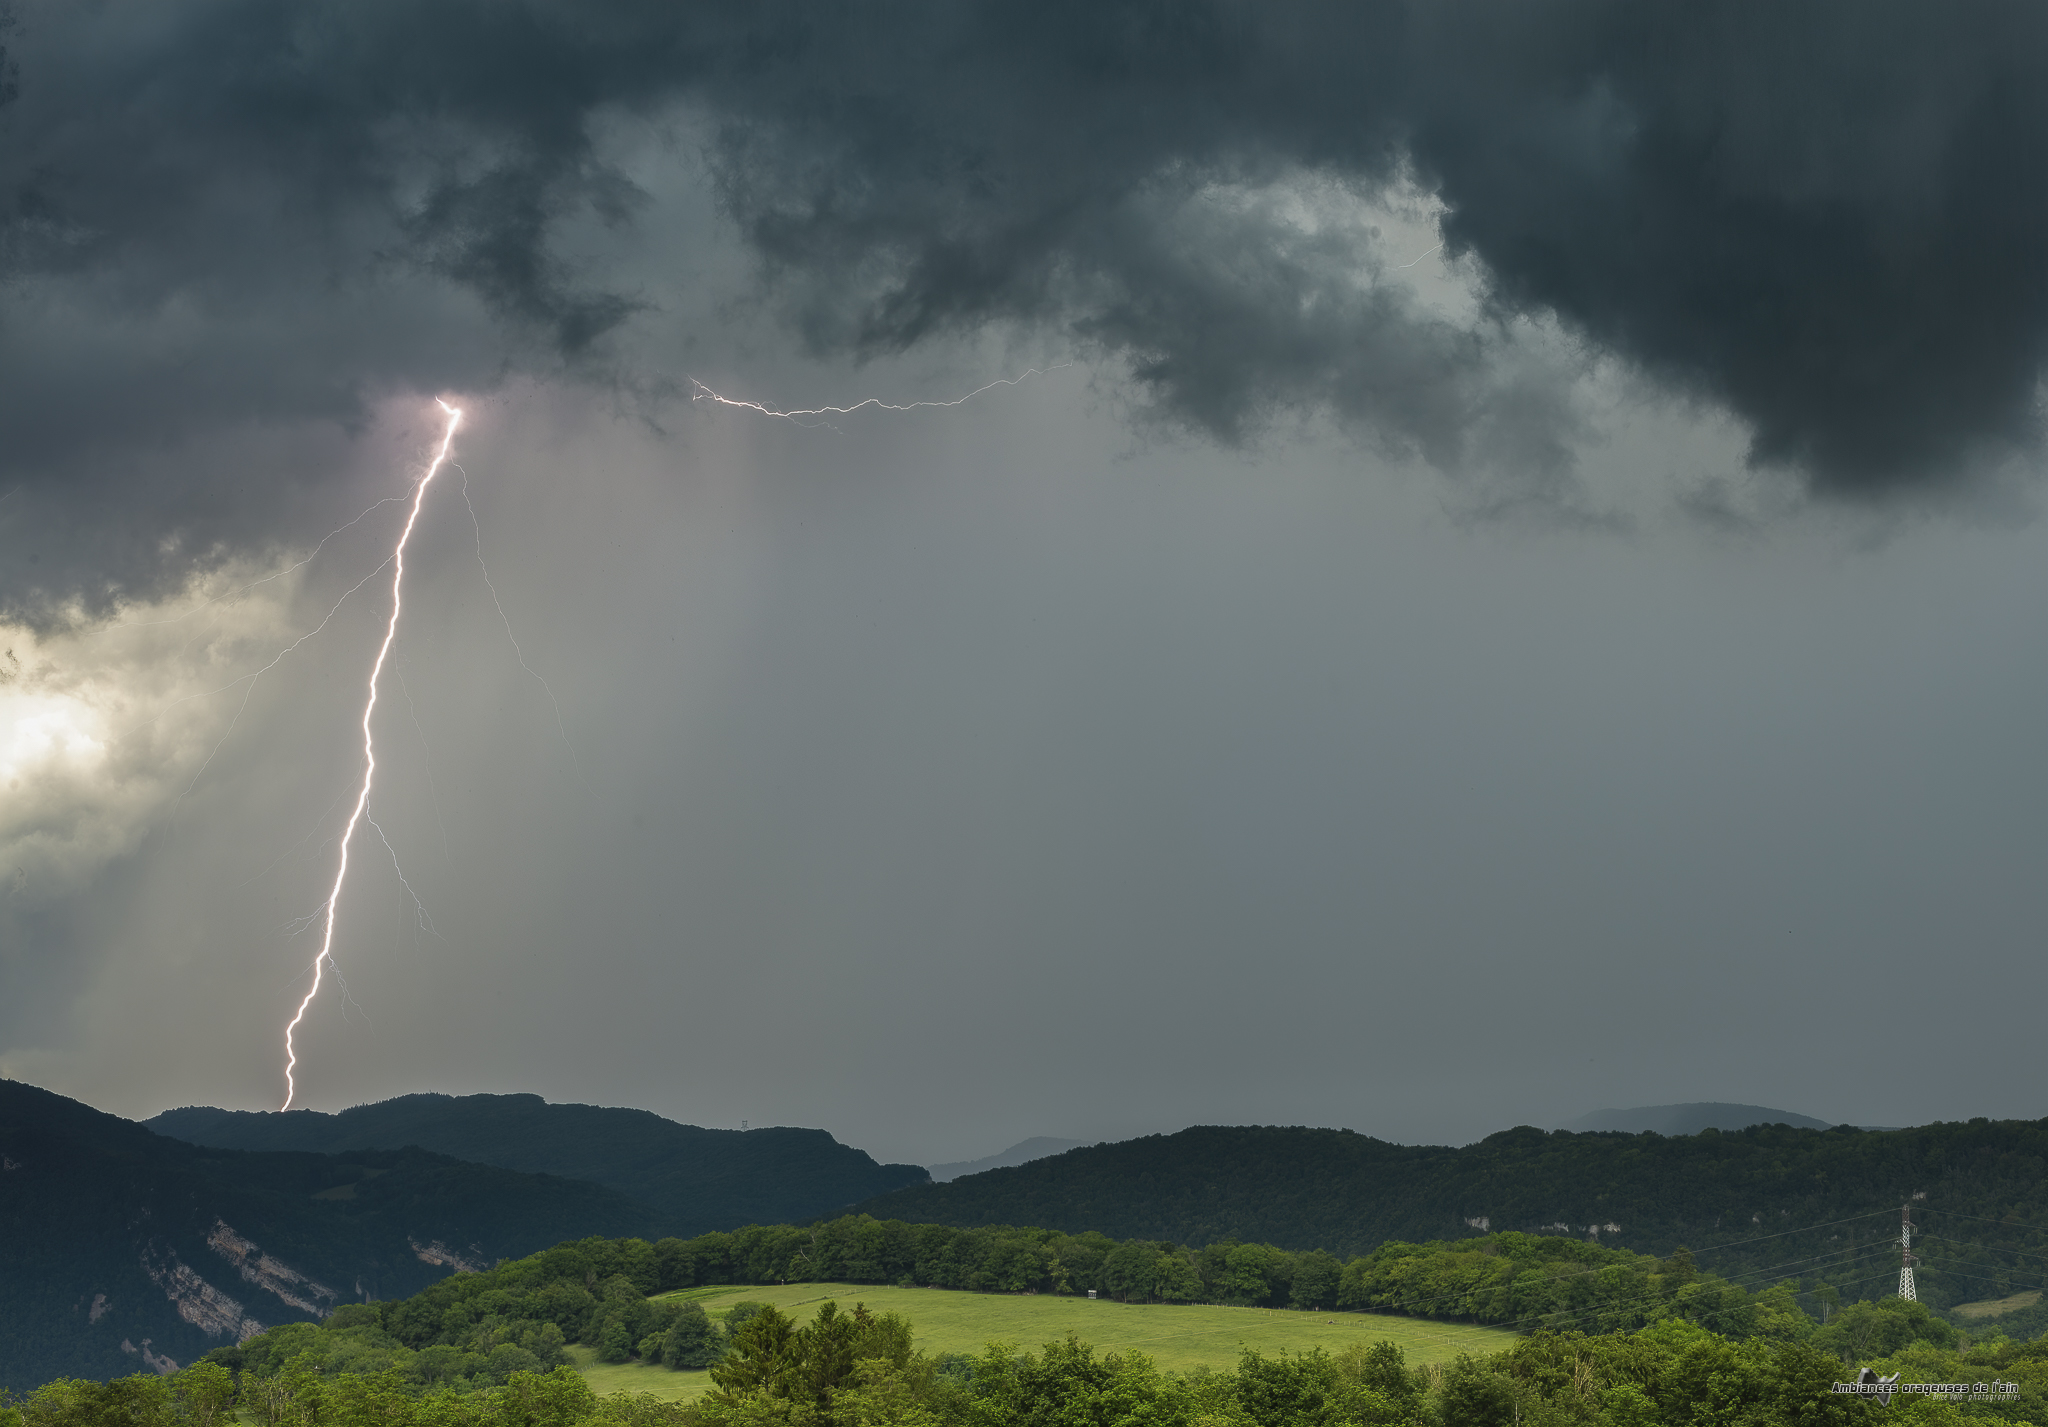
[9, 1224, 2047, 1426]
[856, 1119, 2048, 1311]
[13, 1079, 2047, 1395]
[6, 1213, 2024, 1404]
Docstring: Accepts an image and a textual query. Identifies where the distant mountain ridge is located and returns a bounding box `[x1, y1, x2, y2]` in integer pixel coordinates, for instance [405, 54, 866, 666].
[148, 1092, 929, 1237]
[852, 1118, 2048, 1278]
[0, 1079, 656, 1391]
[1559, 1103, 1834, 1135]
[927, 1137, 1091, 1183]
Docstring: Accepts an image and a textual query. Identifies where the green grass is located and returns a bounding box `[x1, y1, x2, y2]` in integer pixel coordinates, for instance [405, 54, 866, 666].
[1952, 1290, 2043, 1321]
[564, 1345, 715, 1403]
[600, 1283, 1515, 1388]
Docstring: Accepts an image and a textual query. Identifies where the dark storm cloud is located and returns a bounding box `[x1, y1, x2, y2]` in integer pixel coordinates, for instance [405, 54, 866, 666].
[698, 0, 2048, 492]
[0, 0, 693, 613]
[3, 1, 2045, 610]
[1405, 4, 2048, 494]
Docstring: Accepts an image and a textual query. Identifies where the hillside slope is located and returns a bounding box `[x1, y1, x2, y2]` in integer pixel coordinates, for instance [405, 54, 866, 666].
[148, 1093, 928, 1236]
[853, 1119, 2048, 1301]
[0, 1080, 655, 1390]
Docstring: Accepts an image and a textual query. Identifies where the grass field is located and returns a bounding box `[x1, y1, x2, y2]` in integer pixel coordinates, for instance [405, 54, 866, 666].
[1953, 1290, 2043, 1320]
[564, 1345, 713, 1403]
[569, 1284, 1519, 1402]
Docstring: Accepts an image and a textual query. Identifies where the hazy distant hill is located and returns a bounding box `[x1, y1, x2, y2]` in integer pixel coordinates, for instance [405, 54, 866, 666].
[853, 1119, 2048, 1277]
[1560, 1103, 1833, 1135]
[928, 1137, 1091, 1183]
[0, 1079, 655, 1391]
[149, 1093, 929, 1237]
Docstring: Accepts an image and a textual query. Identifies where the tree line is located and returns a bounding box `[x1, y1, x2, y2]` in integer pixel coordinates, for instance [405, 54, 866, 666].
[170, 1216, 2038, 1399]
[608, 1215, 1998, 1338]
[6, 1214, 2037, 1420]
[852, 1118, 2048, 1317]
[11, 1298, 2046, 1426]
[148, 1220, 2034, 1399]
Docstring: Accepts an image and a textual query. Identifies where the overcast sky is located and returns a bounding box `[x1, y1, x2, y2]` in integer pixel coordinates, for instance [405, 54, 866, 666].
[2, 1, 2044, 1167]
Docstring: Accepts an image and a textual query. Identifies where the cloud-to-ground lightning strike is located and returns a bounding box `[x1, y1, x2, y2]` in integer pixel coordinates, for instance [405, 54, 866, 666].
[688, 364, 1069, 428]
[280, 401, 462, 1110]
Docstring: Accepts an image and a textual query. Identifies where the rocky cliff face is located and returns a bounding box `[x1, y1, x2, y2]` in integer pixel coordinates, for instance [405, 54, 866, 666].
[204, 1219, 339, 1319]
[0, 1078, 658, 1390]
[140, 1239, 266, 1347]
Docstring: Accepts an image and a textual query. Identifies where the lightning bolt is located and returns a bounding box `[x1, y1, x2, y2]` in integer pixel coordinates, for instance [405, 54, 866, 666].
[688, 364, 1069, 428]
[259, 368, 1042, 1106]
[280, 401, 461, 1111]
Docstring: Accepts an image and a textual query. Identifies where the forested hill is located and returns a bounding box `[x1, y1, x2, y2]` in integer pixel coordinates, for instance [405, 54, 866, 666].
[148, 1093, 929, 1236]
[0, 1079, 657, 1391]
[26, 1223, 2048, 1423]
[853, 1119, 2048, 1294]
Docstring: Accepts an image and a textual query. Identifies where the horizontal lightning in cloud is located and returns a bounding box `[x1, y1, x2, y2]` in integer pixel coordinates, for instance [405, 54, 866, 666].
[688, 364, 1070, 428]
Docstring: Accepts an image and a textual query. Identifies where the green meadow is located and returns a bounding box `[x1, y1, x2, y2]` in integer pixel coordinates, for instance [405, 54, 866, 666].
[571, 1284, 1519, 1402]
[1952, 1290, 2043, 1320]
[564, 1344, 710, 1403]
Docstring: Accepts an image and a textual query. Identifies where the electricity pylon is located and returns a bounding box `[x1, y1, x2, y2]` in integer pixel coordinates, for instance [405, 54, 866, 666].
[1898, 1204, 1918, 1301]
